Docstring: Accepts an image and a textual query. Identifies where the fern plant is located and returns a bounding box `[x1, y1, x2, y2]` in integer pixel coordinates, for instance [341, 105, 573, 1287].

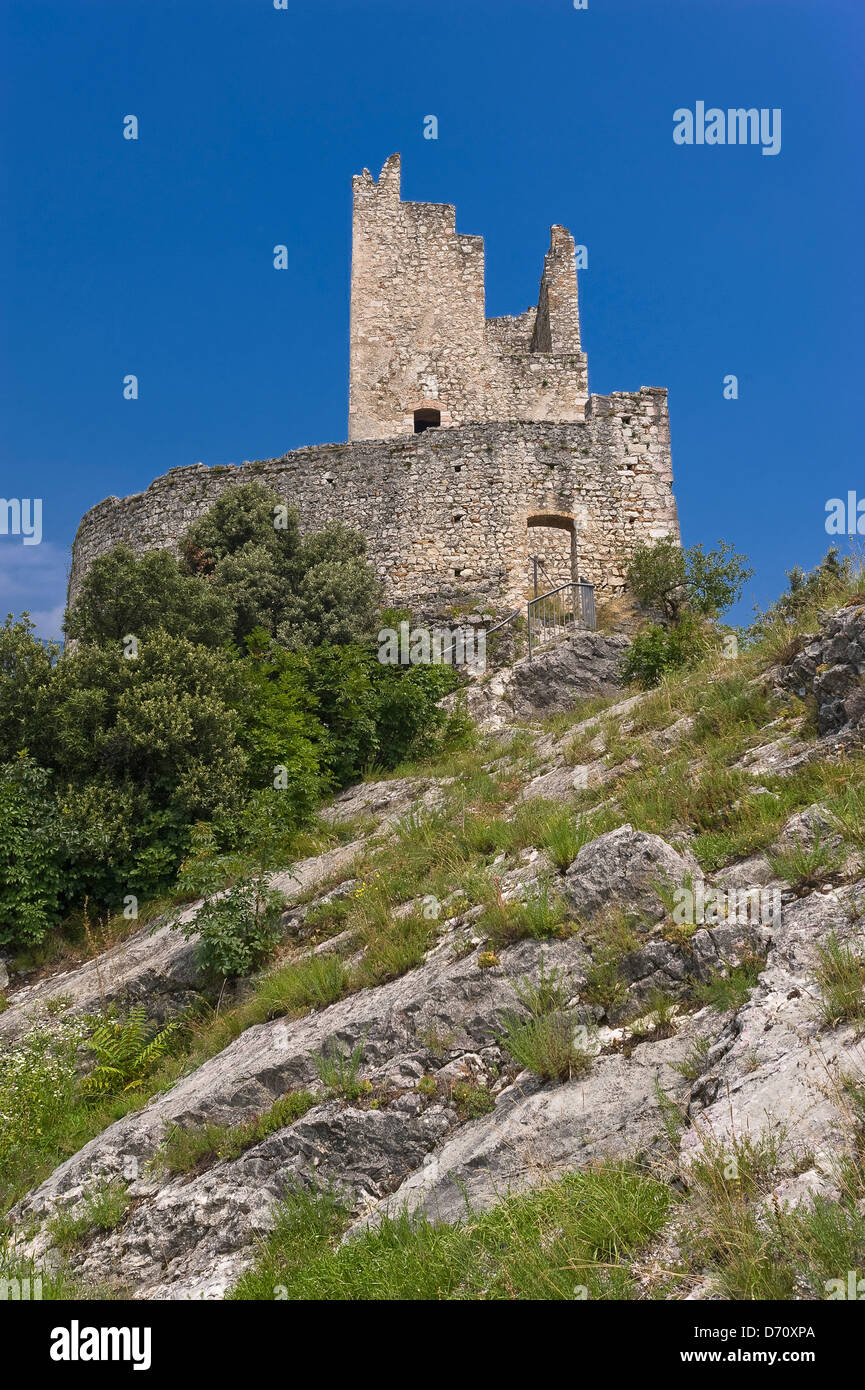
[82, 1005, 177, 1100]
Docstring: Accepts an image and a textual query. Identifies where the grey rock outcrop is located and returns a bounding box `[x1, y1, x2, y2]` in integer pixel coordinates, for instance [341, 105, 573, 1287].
[7, 931, 591, 1298]
[564, 824, 699, 925]
[0, 840, 366, 1043]
[777, 601, 865, 737]
[681, 880, 865, 1182]
[508, 631, 631, 718]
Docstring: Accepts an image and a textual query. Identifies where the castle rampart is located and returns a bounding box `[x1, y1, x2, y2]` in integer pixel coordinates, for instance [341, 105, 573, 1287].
[68, 389, 678, 616]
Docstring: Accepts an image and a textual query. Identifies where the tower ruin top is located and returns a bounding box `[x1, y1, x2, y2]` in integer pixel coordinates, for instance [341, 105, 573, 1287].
[348, 153, 589, 441]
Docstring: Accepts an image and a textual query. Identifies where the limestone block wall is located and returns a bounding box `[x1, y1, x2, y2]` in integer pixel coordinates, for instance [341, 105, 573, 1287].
[348, 155, 588, 441]
[68, 387, 679, 618]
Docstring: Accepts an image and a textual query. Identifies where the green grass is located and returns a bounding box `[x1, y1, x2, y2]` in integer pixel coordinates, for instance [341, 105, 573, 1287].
[692, 953, 766, 1012]
[826, 778, 865, 851]
[161, 1090, 317, 1174]
[581, 909, 643, 1017]
[562, 727, 600, 767]
[814, 931, 865, 1027]
[0, 1247, 107, 1300]
[768, 836, 842, 892]
[47, 1179, 130, 1252]
[254, 952, 352, 1017]
[229, 1162, 672, 1301]
[520, 800, 610, 871]
[313, 1040, 371, 1101]
[539, 692, 621, 736]
[353, 912, 435, 987]
[679, 1128, 865, 1300]
[672, 1033, 711, 1082]
[495, 963, 589, 1083]
[479, 880, 566, 946]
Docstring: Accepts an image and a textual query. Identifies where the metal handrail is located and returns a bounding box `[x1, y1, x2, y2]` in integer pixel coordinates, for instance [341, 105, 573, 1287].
[527, 580, 595, 659]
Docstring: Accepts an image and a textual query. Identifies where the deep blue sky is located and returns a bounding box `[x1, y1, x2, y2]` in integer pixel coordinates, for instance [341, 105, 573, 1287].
[1, 0, 862, 637]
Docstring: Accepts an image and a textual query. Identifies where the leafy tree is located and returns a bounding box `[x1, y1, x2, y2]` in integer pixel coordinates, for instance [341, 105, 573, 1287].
[685, 542, 754, 618]
[289, 645, 382, 784]
[183, 481, 301, 569]
[371, 662, 465, 766]
[274, 524, 383, 650]
[234, 644, 329, 818]
[0, 755, 65, 946]
[38, 631, 249, 812]
[182, 483, 382, 648]
[29, 633, 256, 901]
[627, 538, 752, 621]
[181, 483, 301, 641]
[64, 546, 233, 649]
[0, 616, 59, 761]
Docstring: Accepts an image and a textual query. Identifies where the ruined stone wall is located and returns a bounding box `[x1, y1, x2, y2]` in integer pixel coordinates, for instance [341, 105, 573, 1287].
[68, 388, 679, 617]
[348, 155, 588, 441]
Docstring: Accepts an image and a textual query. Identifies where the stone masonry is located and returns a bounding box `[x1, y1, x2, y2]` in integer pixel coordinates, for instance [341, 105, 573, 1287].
[349, 153, 588, 441]
[68, 155, 680, 615]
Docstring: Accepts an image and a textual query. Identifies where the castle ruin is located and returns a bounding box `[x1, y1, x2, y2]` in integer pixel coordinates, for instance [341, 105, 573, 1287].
[68, 154, 680, 616]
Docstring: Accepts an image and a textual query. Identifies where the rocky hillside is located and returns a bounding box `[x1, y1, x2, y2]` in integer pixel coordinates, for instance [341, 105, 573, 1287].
[2, 602, 865, 1302]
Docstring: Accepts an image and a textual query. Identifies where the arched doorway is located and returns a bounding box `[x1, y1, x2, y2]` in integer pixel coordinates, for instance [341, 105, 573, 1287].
[526, 513, 579, 595]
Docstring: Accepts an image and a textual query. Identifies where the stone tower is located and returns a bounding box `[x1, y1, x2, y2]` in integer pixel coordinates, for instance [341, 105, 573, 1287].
[348, 153, 589, 441]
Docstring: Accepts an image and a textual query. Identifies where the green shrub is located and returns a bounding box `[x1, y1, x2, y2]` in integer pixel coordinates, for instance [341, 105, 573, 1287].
[179, 876, 285, 978]
[620, 614, 710, 689]
[449, 1081, 496, 1120]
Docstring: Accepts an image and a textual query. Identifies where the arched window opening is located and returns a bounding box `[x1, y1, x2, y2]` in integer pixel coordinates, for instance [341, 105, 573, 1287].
[414, 408, 441, 434]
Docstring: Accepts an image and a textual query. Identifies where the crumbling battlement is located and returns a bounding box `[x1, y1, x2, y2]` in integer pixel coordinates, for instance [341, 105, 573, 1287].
[349, 154, 589, 441]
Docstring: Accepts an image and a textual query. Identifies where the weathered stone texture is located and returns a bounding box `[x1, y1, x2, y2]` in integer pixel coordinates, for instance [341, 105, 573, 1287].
[349, 154, 588, 441]
[69, 402, 678, 613]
